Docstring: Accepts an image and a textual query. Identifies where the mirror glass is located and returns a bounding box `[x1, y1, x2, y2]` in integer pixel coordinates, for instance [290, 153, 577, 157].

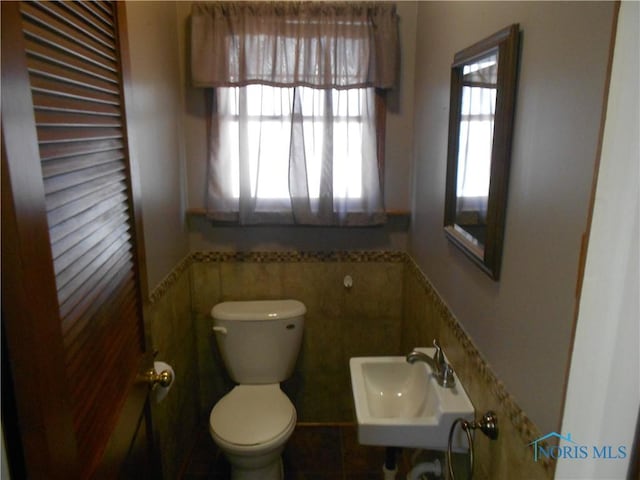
[454, 51, 498, 249]
[444, 25, 520, 280]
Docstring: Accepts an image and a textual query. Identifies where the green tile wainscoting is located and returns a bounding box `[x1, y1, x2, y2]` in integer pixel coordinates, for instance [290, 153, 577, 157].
[190, 251, 405, 426]
[147, 256, 199, 480]
[146, 251, 552, 479]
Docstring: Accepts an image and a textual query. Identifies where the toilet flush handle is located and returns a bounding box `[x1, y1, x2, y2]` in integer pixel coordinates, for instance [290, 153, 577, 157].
[213, 326, 227, 335]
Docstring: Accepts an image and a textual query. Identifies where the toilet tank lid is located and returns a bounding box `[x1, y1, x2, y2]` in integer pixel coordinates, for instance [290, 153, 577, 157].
[211, 299, 306, 321]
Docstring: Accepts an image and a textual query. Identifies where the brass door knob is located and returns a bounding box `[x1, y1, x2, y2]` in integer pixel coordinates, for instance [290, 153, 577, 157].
[142, 368, 173, 388]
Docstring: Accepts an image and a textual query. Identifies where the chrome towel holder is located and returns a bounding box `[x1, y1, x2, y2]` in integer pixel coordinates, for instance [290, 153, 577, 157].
[447, 411, 498, 479]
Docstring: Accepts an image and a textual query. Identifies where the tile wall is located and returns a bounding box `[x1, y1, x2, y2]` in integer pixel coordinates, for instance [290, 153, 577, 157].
[401, 258, 553, 479]
[148, 251, 554, 479]
[147, 256, 200, 480]
[190, 251, 405, 423]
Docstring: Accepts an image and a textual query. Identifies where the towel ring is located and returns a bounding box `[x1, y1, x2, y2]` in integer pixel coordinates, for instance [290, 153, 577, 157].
[447, 411, 498, 480]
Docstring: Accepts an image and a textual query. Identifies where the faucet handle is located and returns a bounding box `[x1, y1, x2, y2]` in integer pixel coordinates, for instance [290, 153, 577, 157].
[441, 364, 456, 388]
[433, 339, 445, 365]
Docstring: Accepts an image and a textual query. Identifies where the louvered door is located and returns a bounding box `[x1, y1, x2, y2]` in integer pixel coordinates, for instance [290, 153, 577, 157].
[1, 1, 153, 478]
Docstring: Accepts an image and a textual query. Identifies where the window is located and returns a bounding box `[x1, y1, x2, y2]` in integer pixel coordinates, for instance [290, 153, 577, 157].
[457, 55, 497, 200]
[211, 85, 384, 224]
[221, 85, 372, 201]
[191, 2, 398, 225]
[454, 53, 498, 226]
[457, 84, 496, 198]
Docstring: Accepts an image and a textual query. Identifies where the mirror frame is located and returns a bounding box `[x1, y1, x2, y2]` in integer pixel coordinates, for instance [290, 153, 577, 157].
[444, 24, 520, 281]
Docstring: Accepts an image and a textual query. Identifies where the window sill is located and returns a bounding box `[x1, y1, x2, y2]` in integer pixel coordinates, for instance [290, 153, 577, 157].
[185, 208, 410, 230]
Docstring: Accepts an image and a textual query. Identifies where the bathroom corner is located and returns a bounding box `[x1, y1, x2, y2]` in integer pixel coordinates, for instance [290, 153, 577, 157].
[3, 0, 633, 478]
[120, 1, 628, 478]
[146, 256, 200, 480]
[188, 251, 406, 425]
[150, 249, 556, 479]
[399, 257, 552, 479]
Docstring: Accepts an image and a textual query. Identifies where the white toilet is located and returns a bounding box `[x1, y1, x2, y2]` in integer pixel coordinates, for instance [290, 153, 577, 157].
[209, 299, 306, 480]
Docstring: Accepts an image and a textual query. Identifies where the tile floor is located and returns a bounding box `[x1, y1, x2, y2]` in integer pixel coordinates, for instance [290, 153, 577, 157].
[180, 423, 413, 480]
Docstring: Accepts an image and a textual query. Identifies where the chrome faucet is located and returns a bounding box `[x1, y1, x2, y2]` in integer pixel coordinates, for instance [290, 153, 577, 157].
[406, 339, 455, 388]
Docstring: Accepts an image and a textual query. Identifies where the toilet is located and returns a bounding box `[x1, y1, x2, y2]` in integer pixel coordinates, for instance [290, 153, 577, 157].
[209, 299, 306, 480]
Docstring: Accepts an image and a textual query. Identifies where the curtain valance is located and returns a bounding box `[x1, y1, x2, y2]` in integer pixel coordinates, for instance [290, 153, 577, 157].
[190, 2, 399, 89]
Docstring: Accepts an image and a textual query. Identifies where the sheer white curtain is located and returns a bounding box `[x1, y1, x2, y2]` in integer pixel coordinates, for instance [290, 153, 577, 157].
[191, 2, 398, 225]
[191, 2, 398, 89]
[456, 55, 498, 222]
[208, 85, 382, 224]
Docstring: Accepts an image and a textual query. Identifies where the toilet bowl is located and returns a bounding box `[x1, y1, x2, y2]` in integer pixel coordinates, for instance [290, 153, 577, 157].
[209, 299, 306, 480]
[209, 385, 296, 480]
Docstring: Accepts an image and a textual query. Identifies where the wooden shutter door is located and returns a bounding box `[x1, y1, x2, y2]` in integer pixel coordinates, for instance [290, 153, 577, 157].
[1, 1, 154, 478]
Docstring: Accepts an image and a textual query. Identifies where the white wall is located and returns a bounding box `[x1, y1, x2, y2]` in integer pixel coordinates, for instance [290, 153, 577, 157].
[409, 2, 615, 434]
[557, 2, 639, 478]
[125, 2, 190, 291]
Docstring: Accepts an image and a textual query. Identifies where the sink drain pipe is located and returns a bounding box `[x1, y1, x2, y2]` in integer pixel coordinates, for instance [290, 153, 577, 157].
[382, 447, 443, 480]
[383, 447, 399, 479]
[407, 458, 442, 480]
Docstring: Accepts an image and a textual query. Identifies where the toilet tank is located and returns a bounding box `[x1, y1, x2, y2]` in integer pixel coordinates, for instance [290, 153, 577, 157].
[211, 299, 306, 384]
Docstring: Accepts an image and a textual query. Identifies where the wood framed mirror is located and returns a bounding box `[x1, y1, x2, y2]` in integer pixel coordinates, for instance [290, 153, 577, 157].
[444, 24, 520, 280]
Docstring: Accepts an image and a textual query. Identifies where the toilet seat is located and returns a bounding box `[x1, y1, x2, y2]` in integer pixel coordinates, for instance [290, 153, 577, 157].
[210, 384, 296, 448]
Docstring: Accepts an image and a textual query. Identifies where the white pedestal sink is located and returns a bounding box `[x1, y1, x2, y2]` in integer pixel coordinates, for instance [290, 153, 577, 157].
[349, 347, 474, 452]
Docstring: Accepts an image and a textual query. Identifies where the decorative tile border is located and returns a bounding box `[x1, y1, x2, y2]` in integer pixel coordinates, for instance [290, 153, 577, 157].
[404, 256, 554, 476]
[191, 250, 406, 264]
[148, 253, 194, 305]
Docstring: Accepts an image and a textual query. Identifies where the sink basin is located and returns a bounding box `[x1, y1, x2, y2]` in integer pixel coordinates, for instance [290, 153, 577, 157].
[349, 348, 474, 451]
